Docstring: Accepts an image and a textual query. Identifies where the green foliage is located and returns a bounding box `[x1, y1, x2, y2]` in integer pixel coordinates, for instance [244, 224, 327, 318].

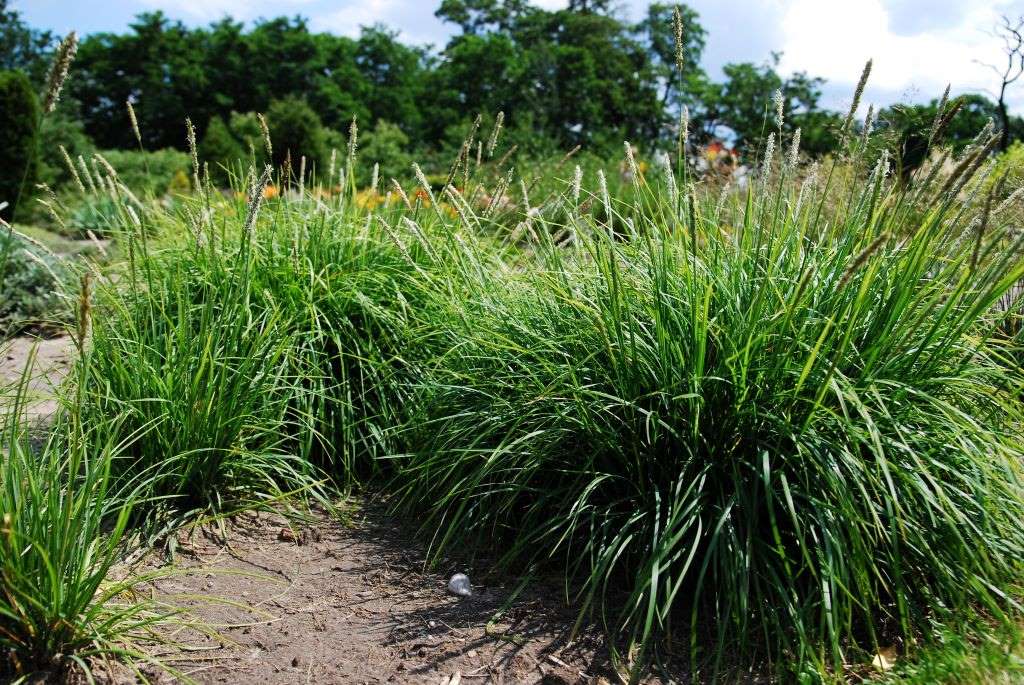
[37, 102, 95, 189]
[988, 140, 1024, 196]
[883, 622, 1024, 684]
[75, 184, 419, 513]
[67, 122, 1024, 681]
[95, 147, 190, 196]
[57, 2, 868, 161]
[429, 5, 664, 150]
[690, 56, 841, 153]
[382, 148, 1024, 678]
[19, 1, 1017, 171]
[0, 69, 40, 221]
[266, 96, 325, 175]
[66, 194, 124, 238]
[881, 94, 1024, 157]
[0, 230, 69, 335]
[0, 365, 169, 681]
[0, 0, 53, 81]
[199, 114, 244, 185]
[82, 267, 319, 512]
[227, 110, 268, 166]
[359, 120, 412, 186]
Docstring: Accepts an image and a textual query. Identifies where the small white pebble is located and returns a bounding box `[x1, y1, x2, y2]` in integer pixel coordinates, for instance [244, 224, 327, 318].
[448, 573, 472, 597]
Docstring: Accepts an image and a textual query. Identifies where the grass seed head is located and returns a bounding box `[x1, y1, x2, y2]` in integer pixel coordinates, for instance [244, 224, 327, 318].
[185, 118, 200, 186]
[391, 178, 412, 209]
[929, 84, 951, 144]
[787, 128, 801, 169]
[127, 100, 142, 147]
[257, 112, 272, 159]
[347, 116, 359, 167]
[77, 155, 96, 193]
[60, 145, 85, 194]
[488, 111, 505, 157]
[43, 31, 78, 113]
[842, 58, 873, 141]
[860, 104, 875, 149]
[839, 231, 890, 288]
[673, 6, 685, 73]
[412, 163, 436, 205]
[76, 271, 92, 347]
[571, 165, 583, 202]
[598, 169, 611, 221]
[761, 132, 775, 185]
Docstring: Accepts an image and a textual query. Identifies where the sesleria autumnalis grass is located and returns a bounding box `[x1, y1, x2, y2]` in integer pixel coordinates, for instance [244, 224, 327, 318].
[385, 115, 1024, 680]
[0, 345, 176, 682]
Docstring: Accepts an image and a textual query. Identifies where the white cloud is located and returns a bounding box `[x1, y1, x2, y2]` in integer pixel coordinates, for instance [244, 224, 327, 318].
[776, 0, 1024, 111]
[138, 0, 318, 23]
[313, 0, 400, 36]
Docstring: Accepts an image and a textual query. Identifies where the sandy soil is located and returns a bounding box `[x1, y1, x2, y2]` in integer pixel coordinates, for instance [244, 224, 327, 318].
[0, 334, 73, 421]
[119, 505, 657, 685]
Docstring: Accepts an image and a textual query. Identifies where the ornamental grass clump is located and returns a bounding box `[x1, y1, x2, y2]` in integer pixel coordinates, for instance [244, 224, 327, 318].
[389, 117, 1024, 679]
[0, 351, 170, 681]
[73, 149, 453, 517]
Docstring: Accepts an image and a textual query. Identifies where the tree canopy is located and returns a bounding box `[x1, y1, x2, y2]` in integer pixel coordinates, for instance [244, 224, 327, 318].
[3, 0, 1021, 164]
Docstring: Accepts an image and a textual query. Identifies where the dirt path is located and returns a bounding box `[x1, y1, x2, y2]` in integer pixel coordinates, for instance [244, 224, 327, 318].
[124, 505, 651, 685]
[0, 334, 73, 421]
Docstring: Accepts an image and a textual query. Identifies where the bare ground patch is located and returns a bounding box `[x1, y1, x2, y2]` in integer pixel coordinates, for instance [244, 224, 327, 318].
[114, 504, 668, 685]
[1, 334, 73, 421]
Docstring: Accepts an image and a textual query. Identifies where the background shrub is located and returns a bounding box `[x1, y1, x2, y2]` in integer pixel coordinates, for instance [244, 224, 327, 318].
[95, 148, 190, 196]
[0, 231, 69, 336]
[37, 102, 95, 189]
[359, 120, 411, 187]
[267, 96, 326, 177]
[200, 115, 244, 186]
[0, 69, 41, 221]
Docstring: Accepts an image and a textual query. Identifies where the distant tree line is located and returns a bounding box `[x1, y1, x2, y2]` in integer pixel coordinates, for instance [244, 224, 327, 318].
[2, 0, 1023, 182]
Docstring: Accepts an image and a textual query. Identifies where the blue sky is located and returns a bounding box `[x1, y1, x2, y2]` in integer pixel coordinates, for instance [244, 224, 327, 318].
[15, 0, 1024, 112]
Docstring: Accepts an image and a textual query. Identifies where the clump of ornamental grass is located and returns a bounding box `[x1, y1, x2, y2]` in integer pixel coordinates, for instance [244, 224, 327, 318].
[388, 121, 1024, 680]
[72, 172, 325, 518]
[220, 169, 446, 483]
[71, 150, 455, 517]
[0, 349, 172, 681]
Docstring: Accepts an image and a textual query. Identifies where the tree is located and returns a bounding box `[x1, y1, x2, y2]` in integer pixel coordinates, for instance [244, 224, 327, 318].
[634, 2, 708, 139]
[432, 2, 662, 150]
[435, 0, 533, 35]
[882, 94, 1019, 149]
[355, 27, 428, 140]
[980, 15, 1024, 151]
[228, 111, 269, 166]
[0, 70, 41, 221]
[266, 97, 325, 176]
[200, 115, 245, 185]
[71, 12, 209, 149]
[38, 99, 94, 188]
[0, 0, 53, 80]
[694, 56, 841, 155]
[360, 119, 412, 186]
